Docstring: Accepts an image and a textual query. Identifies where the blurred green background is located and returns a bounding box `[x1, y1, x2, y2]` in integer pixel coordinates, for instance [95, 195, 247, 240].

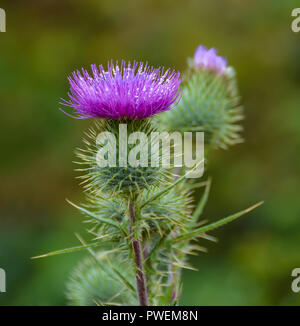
[0, 0, 299, 305]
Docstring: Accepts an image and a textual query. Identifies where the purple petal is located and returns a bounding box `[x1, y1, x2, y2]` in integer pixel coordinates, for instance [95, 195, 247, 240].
[61, 61, 182, 119]
[193, 45, 227, 75]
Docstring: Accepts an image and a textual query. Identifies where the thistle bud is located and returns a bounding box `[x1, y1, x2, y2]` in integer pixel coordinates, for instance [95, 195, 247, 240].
[159, 45, 243, 149]
[66, 253, 137, 306]
[140, 185, 193, 234]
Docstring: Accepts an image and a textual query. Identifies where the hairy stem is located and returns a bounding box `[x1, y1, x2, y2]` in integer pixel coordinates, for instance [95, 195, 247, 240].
[168, 229, 180, 304]
[169, 266, 179, 304]
[129, 200, 149, 306]
[169, 166, 182, 303]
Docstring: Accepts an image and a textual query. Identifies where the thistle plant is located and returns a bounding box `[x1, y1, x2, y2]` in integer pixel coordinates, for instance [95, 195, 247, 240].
[34, 47, 262, 306]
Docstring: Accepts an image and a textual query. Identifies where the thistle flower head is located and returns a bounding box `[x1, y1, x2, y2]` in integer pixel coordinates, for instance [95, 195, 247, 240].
[159, 65, 243, 149]
[193, 45, 227, 75]
[60, 61, 181, 119]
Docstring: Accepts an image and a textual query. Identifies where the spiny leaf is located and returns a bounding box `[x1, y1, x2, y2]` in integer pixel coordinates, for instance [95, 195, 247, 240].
[172, 201, 264, 242]
[66, 199, 126, 235]
[184, 180, 208, 190]
[31, 241, 104, 259]
[191, 177, 212, 221]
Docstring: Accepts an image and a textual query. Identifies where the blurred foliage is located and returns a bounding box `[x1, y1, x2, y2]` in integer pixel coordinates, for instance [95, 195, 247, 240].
[0, 0, 300, 305]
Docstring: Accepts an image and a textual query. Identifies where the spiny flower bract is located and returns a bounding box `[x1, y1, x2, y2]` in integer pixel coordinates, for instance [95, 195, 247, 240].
[60, 61, 181, 119]
[76, 119, 171, 196]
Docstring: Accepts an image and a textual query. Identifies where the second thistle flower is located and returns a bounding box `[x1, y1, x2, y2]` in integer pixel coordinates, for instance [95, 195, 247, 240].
[159, 45, 243, 150]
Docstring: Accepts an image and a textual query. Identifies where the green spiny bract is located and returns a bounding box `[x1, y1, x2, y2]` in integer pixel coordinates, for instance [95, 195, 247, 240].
[82, 193, 127, 236]
[80, 183, 193, 241]
[159, 67, 243, 149]
[139, 184, 193, 235]
[66, 252, 137, 306]
[76, 118, 170, 197]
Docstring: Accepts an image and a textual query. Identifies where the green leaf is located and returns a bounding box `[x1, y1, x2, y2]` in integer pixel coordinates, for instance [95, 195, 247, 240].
[172, 201, 264, 243]
[191, 178, 211, 221]
[31, 242, 103, 259]
[66, 199, 126, 235]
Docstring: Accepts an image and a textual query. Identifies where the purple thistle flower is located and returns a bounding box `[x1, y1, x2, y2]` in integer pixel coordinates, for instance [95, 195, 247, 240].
[60, 61, 181, 119]
[193, 45, 227, 75]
